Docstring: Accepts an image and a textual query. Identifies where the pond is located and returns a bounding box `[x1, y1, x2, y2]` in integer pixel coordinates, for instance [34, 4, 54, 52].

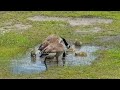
[11, 44, 101, 74]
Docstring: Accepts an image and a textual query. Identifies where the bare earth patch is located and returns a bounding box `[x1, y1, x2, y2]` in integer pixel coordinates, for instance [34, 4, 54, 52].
[99, 35, 120, 43]
[0, 23, 32, 35]
[75, 27, 102, 34]
[14, 24, 32, 30]
[28, 16, 113, 26]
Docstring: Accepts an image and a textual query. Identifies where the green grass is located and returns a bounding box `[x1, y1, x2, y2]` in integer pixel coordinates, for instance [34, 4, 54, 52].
[31, 11, 120, 19]
[0, 11, 120, 78]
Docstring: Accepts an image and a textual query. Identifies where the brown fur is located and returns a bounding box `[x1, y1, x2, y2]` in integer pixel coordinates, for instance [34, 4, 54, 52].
[43, 42, 65, 67]
[38, 34, 62, 51]
[43, 43, 64, 53]
[43, 34, 61, 44]
[39, 35, 66, 69]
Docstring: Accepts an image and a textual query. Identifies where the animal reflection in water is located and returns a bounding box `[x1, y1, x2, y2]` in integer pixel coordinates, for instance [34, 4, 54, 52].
[38, 34, 70, 70]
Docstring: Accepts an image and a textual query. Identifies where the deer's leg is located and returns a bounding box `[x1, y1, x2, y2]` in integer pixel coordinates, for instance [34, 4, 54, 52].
[55, 53, 59, 66]
[44, 57, 48, 70]
[62, 51, 66, 59]
[56, 56, 59, 66]
[62, 51, 66, 66]
[62, 57, 65, 66]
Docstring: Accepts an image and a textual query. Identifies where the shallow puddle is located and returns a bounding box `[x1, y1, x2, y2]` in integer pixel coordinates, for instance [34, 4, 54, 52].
[65, 45, 100, 66]
[11, 45, 46, 74]
[11, 44, 101, 74]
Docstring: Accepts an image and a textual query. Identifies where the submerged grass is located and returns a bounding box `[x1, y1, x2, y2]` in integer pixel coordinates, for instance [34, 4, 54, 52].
[0, 11, 120, 78]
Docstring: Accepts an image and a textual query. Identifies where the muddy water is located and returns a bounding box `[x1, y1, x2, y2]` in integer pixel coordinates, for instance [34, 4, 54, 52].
[11, 45, 101, 74]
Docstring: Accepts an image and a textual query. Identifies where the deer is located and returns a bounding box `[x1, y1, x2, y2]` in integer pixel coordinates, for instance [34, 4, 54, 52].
[38, 34, 70, 70]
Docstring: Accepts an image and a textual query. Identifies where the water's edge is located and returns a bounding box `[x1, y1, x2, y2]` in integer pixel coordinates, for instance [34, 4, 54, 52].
[11, 44, 101, 74]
